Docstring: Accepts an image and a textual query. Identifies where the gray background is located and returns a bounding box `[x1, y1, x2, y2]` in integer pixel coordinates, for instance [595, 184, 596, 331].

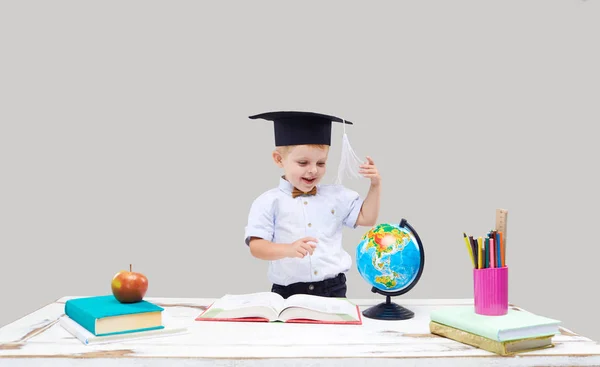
[2, 0, 599, 342]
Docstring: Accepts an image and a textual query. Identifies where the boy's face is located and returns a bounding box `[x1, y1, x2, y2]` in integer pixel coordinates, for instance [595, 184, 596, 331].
[273, 145, 329, 192]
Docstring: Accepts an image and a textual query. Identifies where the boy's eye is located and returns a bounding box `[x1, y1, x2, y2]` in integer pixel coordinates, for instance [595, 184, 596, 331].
[297, 161, 325, 166]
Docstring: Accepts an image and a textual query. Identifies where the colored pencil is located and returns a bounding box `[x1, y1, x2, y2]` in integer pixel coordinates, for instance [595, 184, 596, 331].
[489, 237, 495, 268]
[499, 231, 504, 267]
[485, 237, 489, 268]
[477, 237, 483, 269]
[463, 233, 475, 268]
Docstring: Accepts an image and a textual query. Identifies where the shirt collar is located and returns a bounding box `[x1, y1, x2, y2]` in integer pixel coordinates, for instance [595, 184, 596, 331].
[279, 176, 293, 196]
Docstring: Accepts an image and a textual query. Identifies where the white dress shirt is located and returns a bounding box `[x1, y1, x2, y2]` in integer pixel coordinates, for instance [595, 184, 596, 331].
[245, 177, 364, 286]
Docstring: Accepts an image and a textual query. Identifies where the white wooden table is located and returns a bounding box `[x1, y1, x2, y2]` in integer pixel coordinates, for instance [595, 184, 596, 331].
[1, 297, 599, 366]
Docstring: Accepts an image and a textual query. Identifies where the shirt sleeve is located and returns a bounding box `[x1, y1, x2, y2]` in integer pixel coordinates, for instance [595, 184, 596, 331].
[244, 193, 276, 246]
[339, 186, 364, 229]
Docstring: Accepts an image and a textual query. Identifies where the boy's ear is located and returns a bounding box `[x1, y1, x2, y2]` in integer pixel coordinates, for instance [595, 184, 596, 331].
[272, 150, 284, 168]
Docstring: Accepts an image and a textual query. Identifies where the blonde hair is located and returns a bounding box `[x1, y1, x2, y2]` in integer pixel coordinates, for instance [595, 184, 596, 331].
[275, 144, 328, 157]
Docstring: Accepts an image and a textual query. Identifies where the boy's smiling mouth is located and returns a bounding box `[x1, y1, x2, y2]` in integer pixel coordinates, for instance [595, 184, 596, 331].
[301, 177, 316, 185]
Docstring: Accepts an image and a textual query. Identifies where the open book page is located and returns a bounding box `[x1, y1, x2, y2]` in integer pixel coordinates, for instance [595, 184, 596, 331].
[284, 294, 358, 315]
[280, 294, 360, 321]
[214, 292, 285, 312]
[197, 292, 286, 320]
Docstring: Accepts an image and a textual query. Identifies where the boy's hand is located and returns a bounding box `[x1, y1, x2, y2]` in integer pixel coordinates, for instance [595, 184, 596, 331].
[287, 237, 317, 258]
[359, 156, 381, 187]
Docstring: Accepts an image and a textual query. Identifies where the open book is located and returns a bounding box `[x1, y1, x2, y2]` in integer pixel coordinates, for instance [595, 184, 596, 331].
[195, 292, 362, 325]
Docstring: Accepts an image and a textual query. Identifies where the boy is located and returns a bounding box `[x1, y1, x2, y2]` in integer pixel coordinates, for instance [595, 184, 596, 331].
[244, 111, 381, 298]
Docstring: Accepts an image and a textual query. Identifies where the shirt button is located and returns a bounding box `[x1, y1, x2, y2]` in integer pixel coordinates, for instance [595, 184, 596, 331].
[304, 201, 308, 205]
[308, 284, 314, 290]
[314, 270, 318, 275]
[308, 223, 312, 227]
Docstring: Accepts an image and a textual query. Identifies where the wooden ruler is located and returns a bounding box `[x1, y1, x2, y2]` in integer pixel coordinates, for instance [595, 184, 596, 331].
[495, 208, 508, 266]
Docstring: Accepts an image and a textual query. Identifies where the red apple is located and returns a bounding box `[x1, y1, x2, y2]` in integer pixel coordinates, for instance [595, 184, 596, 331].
[111, 264, 148, 303]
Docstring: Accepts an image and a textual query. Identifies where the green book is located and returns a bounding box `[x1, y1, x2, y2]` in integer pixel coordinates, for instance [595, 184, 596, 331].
[65, 295, 164, 336]
[430, 306, 560, 342]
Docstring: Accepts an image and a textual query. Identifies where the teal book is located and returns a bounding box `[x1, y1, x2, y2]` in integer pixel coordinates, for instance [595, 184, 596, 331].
[64, 295, 165, 336]
[430, 306, 560, 342]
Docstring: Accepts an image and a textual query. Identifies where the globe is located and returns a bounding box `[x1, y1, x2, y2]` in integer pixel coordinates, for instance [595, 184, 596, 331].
[356, 219, 425, 320]
[356, 222, 422, 292]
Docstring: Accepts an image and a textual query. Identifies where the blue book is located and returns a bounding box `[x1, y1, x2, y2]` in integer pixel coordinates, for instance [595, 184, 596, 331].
[65, 295, 165, 336]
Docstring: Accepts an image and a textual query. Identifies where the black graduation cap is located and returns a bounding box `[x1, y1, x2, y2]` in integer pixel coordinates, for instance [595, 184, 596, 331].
[249, 111, 353, 147]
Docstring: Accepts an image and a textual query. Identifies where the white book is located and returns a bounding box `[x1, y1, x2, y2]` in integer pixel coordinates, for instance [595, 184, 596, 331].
[60, 315, 188, 345]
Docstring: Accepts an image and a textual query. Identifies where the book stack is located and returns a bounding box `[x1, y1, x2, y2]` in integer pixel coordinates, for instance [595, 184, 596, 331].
[61, 295, 186, 345]
[429, 306, 561, 356]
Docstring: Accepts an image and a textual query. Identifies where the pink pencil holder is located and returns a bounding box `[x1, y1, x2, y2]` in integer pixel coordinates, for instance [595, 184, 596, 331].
[473, 266, 508, 316]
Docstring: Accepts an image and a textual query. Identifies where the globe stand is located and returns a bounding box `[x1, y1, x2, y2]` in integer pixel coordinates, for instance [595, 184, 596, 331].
[362, 291, 414, 320]
[360, 218, 425, 321]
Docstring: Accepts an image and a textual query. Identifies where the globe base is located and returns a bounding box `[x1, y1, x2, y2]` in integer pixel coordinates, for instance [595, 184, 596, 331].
[362, 295, 414, 321]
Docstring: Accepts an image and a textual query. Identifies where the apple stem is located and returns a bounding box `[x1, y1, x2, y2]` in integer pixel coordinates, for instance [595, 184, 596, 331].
[130, 264, 132, 272]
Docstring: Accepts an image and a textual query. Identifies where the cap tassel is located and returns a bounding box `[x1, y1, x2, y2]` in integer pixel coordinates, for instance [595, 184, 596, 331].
[335, 120, 363, 185]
